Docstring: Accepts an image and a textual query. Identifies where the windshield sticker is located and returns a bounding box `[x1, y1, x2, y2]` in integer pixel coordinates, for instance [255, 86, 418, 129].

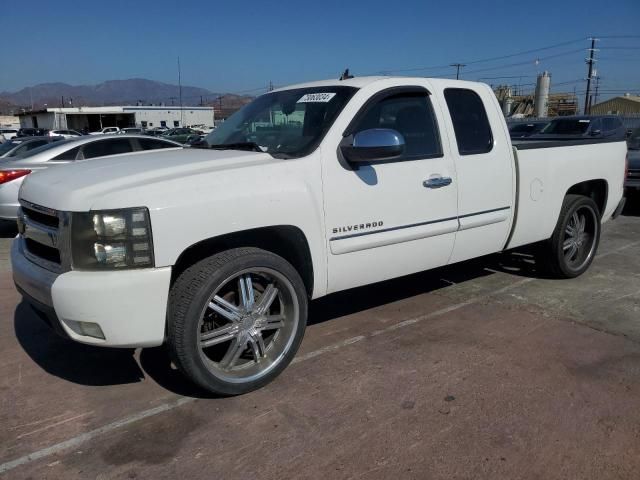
[297, 93, 337, 103]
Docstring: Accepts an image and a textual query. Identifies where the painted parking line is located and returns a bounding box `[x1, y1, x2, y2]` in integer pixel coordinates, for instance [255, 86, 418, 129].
[1, 240, 638, 475]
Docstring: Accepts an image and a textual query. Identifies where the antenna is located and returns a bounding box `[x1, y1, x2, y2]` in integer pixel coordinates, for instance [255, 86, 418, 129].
[339, 69, 354, 80]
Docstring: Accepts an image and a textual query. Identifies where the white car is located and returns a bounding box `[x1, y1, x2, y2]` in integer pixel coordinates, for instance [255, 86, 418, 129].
[89, 127, 120, 135]
[0, 128, 18, 140]
[12, 76, 627, 395]
[48, 129, 82, 139]
[117, 128, 145, 135]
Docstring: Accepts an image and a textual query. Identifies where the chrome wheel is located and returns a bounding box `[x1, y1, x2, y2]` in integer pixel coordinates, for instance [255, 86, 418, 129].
[562, 205, 598, 272]
[197, 267, 299, 383]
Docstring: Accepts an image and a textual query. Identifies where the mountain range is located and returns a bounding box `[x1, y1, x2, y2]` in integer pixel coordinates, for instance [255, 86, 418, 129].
[0, 78, 253, 113]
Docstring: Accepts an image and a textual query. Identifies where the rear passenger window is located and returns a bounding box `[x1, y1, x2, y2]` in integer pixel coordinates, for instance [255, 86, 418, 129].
[350, 92, 442, 160]
[444, 88, 493, 155]
[138, 138, 178, 150]
[53, 146, 81, 160]
[82, 139, 133, 158]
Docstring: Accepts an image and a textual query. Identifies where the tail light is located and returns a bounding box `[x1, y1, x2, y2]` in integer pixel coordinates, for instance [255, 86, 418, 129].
[0, 169, 32, 185]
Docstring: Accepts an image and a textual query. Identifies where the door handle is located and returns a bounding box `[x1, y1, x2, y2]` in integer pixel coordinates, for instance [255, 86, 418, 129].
[423, 176, 452, 188]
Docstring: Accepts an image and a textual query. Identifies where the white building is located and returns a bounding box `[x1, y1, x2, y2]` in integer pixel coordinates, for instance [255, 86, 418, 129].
[17, 105, 214, 132]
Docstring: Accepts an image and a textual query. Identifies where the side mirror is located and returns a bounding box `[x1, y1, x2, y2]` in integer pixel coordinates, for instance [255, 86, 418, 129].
[341, 128, 405, 163]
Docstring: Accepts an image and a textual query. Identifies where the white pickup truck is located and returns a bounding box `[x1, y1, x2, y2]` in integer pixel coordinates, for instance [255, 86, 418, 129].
[11, 76, 627, 395]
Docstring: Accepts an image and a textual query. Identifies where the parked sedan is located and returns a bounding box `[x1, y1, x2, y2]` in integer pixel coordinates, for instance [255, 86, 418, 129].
[532, 115, 626, 140]
[0, 135, 183, 220]
[49, 129, 82, 139]
[0, 128, 19, 140]
[16, 127, 48, 137]
[117, 127, 145, 135]
[0, 136, 65, 159]
[161, 127, 202, 144]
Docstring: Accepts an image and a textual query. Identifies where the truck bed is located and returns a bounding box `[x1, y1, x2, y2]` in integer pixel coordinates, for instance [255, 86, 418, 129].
[506, 139, 627, 250]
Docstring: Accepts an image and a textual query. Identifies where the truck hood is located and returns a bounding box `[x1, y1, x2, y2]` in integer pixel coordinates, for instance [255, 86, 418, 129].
[19, 148, 276, 211]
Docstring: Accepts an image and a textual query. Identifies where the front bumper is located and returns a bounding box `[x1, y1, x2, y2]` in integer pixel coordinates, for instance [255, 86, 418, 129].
[12, 238, 172, 347]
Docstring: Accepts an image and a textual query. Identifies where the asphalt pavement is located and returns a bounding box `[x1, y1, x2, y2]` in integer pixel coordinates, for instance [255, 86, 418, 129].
[1, 201, 640, 479]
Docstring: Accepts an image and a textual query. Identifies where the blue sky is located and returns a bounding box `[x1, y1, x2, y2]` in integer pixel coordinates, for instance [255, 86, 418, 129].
[2, 0, 639, 99]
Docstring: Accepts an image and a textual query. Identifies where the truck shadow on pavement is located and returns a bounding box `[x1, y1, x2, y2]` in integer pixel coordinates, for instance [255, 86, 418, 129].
[13, 248, 545, 398]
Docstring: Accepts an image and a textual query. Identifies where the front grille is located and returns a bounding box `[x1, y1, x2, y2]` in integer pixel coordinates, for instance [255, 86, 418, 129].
[628, 169, 640, 179]
[19, 201, 69, 273]
[24, 238, 61, 264]
[22, 206, 59, 228]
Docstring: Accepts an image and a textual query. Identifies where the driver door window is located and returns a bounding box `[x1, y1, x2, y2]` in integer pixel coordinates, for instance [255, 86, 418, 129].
[350, 92, 442, 160]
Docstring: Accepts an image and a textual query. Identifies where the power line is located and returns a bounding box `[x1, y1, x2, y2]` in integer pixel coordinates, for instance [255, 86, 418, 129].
[462, 49, 585, 76]
[372, 37, 587, 75]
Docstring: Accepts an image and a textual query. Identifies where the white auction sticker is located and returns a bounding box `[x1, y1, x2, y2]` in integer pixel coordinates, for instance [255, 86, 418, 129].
[297, 92, 336, 103]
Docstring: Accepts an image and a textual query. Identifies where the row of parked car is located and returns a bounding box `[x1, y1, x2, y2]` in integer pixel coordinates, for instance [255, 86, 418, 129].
[508, 115, 627, 140]
[0, 134, 187, 221]
[0, 125, 211, 145]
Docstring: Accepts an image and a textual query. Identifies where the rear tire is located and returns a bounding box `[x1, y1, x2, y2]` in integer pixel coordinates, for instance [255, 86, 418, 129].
[538, 194, 601, 278]
[167, 247, 308, 396]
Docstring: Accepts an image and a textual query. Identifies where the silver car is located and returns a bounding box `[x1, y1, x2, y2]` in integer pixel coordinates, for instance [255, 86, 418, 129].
[0, 135, 183, 221]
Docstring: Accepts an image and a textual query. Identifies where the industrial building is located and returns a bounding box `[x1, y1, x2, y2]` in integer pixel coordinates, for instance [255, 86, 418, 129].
[590, 94, 640, 115]
[495, 71, 578, 118]
[16, 105, 214, 131]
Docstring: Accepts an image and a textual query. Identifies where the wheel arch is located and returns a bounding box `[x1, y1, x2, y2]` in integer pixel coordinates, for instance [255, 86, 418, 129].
[566, 179, 608, 218]
[171, 225, 315, 297]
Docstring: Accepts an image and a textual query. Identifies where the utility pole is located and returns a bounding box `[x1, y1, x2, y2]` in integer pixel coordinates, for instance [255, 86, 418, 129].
[218, 96, 223, 119]
[169, 96, 176, 106]
[61, 96, 64, 108]
[450, 63, 466, 80]
[592, 74, 600, 108]
[584, 37, 598, 114]
[178, 56, 184, 126]
[269, 80, 274, 92]
[200, 95, 203, 106]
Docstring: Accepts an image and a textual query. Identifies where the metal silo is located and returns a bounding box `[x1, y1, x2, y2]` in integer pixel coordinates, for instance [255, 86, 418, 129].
[534, 71, 551, 118]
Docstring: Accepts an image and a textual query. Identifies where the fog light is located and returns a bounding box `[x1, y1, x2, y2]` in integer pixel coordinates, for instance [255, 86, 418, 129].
[66, 320, 105, 339]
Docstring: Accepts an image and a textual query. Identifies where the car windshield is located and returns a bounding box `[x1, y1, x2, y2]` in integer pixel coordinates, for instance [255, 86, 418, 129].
[542, 119, 591, 135]
[14, 139, 70, 159]
[203, 86, 358, 158]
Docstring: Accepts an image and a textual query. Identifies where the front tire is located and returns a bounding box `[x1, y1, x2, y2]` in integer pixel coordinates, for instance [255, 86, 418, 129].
[168, 247, 308, 395]
[539, 194, 601, 278]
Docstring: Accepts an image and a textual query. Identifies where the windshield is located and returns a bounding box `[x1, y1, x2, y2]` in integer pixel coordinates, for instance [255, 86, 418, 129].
[542, 119, 591, 135]
[203, 86, 358, 158]
[0, 141, 18, 155]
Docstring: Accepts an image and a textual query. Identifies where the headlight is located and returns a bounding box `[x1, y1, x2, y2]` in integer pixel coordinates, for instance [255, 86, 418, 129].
[71, 208, 154, 270]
